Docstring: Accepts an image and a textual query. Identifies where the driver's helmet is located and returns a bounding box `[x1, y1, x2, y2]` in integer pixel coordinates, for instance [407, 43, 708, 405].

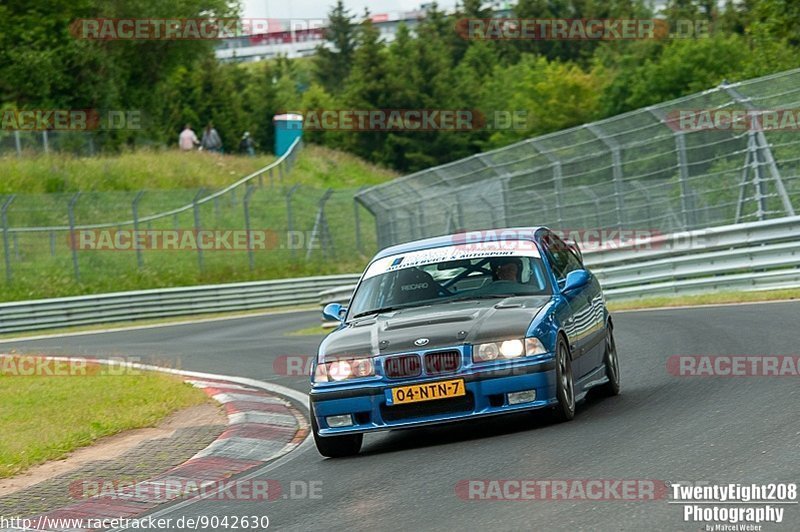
[490, 257, 523, 282]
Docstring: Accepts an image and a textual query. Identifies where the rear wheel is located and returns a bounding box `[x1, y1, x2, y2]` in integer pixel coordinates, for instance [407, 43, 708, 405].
[598, 325, 621, 396]
[551, 336, 575, 422]
[311, 410, 363, 458]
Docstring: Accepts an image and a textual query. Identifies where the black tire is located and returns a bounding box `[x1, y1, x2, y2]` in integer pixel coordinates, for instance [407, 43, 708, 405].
[551, 335, 576, 422]
[311, 410, 363, 458]
[598, 324, 621, 397]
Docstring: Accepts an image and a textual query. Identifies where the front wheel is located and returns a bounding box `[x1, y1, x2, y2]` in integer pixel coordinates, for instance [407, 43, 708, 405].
[551, 336, 575, 422]
[311, 410, 363, 458]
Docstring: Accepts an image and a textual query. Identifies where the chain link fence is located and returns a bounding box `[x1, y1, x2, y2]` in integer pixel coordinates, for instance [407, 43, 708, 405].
[0, 130, 161, 156]
[0, 140, 377, 299]
[356, 68, 800, 248]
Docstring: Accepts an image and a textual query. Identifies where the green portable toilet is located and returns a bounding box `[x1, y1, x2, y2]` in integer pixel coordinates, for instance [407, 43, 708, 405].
[273, 113, 303, 156]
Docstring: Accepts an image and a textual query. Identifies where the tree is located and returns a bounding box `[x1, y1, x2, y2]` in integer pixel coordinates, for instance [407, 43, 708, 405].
[340, 16, 390, 161]
[313, 0, 357, 95]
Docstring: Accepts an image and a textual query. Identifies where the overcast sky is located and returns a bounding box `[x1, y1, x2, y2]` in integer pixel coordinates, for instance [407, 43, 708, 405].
[242, 0, 458, 20]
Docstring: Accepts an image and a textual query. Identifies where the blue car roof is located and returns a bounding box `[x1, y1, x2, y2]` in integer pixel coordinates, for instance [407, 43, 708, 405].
[372, 227, 547, 260]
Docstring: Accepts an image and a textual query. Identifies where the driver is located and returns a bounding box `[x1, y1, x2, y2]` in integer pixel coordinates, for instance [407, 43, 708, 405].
[492, 257, 522, 282]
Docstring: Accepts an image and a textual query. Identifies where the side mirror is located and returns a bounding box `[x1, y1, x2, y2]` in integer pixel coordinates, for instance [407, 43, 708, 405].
[563, 269, 590, 293]
[322, 303, 346, 322]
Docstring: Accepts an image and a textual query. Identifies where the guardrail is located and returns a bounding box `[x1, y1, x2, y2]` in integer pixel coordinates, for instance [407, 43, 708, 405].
[0, 273, 360, 334]
[588, 216, 800, 297]
[3, 217, 799, 334]
[317, 216, 800, 315]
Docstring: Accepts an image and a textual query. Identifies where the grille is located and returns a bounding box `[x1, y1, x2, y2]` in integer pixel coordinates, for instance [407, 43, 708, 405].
[381, 392, 475, 422]
[384, 354, 421, 378]
[424, 350, 461, 375]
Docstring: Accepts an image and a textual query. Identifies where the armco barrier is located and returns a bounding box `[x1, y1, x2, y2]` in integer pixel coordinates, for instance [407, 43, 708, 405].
[318, 216, 800, 315]
[2, 217, 799, 334]
[0, 273, 360, 334]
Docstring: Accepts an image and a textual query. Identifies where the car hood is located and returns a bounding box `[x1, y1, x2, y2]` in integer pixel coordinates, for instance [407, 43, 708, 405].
[319, 295, 551, 361]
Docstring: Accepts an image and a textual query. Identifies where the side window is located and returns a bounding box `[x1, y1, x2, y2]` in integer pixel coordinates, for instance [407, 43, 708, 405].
[542, 233, 582, 280]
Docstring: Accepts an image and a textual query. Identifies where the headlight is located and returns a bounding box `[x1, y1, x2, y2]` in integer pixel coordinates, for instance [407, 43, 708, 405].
[314, 358, 375, 382]
[473, 338, 547, 363]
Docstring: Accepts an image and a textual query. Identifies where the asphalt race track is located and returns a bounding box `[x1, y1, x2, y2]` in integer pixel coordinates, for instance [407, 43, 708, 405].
[5, 301, 799, 531]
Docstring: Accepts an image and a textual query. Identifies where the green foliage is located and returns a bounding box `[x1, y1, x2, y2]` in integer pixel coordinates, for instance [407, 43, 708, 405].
[2, 0, 800, 171]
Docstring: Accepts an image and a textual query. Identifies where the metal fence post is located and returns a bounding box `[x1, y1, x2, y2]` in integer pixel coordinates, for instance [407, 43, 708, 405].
[354, 187, 365, 255]
[50, 231, 56, 256]
[132, 191, 145, 268]
[286, 184, 300, 258]
[243, 185, 256, 271]
[647, 107, 693, 229]
[192, 189, 206, 273]
[586, 125, 625, 230]
[306, 188, 334, 260]
[14, 131, 22, 157]
[529, 140, 564, 228]
[42, 131, 49, 154]
[68, 193, 81, 282]
[721, 82, 795, 218]
[2, 196, 15, 283]
[579, 186, 602, 227]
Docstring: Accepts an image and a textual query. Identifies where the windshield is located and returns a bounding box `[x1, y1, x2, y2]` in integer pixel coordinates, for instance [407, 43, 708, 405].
[348, 243, 551, 319]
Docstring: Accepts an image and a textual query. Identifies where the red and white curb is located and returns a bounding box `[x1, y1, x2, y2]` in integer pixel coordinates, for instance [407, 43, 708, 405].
[0, 357, 309, 532]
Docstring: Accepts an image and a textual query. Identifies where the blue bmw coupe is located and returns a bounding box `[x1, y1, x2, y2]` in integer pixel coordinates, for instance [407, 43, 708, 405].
[309, 227, 620, 457]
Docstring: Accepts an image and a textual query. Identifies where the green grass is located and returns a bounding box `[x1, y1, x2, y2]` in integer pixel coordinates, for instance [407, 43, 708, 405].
[0, 145, 396, 302]
[287, 324, 334, 336]
[0, 305, 318, 340]
[608, 287, 800, 311]
[0, 144, 395, 194]
[0, 362, 209, 478]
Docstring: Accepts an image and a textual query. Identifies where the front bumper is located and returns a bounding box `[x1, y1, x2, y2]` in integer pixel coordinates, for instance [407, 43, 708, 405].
[310, 355, 557, 436]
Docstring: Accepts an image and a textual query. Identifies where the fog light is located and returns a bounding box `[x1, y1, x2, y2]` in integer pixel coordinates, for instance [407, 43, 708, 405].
[326, 414, 354, 428]
[507, 390, 536, 405]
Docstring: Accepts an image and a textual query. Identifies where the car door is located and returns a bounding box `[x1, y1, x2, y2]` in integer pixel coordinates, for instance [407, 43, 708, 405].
[542, 232, 601, 379]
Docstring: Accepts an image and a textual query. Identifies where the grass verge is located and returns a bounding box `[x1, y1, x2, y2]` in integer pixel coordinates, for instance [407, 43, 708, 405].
[286, 324, 333, 336]
[0, 304, 318, 341]
[0, 363, 209, 478]
[0, 145, 395, 194]
[607, 287, 800, 311]
[0, 145, 393, 303]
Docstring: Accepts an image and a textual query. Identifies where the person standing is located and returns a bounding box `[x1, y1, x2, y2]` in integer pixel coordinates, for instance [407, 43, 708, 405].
[239, 131, 255, 156]
[179, 124, 199, 151]
[201, 122, 222, 153]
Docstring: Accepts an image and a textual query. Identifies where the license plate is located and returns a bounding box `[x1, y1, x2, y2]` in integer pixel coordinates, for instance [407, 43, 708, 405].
[389, 379, 465, 405]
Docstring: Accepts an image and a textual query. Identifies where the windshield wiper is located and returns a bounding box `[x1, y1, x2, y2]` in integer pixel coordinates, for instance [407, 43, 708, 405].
[448, 294, 519, 302]
[350, 306, 402, 319]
